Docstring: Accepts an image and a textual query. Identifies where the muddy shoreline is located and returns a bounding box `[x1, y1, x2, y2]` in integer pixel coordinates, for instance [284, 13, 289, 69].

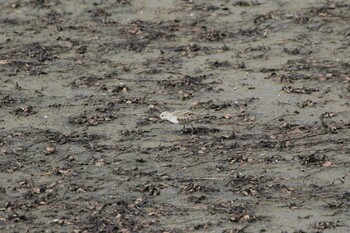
[1, 0, 349, 232]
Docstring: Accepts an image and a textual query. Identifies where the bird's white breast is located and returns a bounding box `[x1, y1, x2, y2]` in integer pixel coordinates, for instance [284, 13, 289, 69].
[167, 115, 179, 124]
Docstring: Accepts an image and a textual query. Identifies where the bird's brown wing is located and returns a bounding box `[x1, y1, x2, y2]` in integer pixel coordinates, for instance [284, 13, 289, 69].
[177, 111, 198, 124]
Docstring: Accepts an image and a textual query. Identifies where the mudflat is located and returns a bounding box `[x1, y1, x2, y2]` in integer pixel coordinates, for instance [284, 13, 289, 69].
[0, 0, 349, 232]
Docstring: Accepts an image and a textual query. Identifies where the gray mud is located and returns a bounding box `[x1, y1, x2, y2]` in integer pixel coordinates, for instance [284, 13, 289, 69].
[0, 0, 349, 232]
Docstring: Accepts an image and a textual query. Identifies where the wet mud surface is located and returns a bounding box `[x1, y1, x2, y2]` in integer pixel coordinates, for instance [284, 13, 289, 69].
[1, 0, 350, 232]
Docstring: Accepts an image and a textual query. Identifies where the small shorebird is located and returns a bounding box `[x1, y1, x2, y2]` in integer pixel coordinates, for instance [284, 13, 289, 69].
[160, 110, 199, 132]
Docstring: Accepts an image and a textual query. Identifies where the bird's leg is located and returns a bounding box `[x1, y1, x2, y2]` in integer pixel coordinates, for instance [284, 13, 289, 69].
[180, 124, 186, 134]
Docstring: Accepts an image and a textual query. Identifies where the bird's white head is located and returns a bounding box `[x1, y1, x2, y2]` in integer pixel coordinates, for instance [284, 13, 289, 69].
[160, 111, 170, 120]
